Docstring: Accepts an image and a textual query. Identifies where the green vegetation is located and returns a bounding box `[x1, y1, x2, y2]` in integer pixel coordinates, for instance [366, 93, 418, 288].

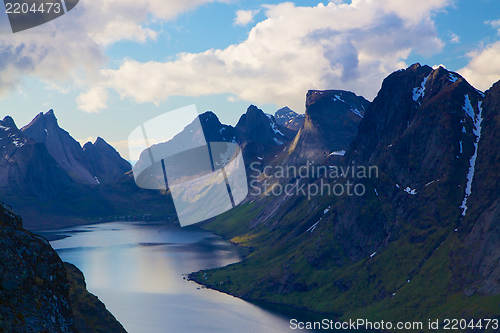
[191, 187, 500, 332]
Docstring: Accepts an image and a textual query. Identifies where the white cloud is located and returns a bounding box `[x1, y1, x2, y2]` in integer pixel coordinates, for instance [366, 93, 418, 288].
[433, 64, 446, 69]
[459, 41, 500, 91]
[486, 19, 500, 35]
[76, 87, 109, 113]
[77, 136, 98, 147]
[93, 0, 450, 112]
[234, 9, 260, 26]
[450, 32, 460, 43]
[0, 0, 231, 101]
[488, 19, 500, 28]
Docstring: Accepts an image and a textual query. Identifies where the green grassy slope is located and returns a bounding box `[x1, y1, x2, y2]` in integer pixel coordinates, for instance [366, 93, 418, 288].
[192, 195, 500, 332]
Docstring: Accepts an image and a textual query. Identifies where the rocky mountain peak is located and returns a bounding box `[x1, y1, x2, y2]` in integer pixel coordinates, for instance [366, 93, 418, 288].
[21, 110, 97, 184]
[235, 105, 289, 146]
[305, 90, 368, 118]
[348, 63, 481, 164]
[19, 110, 130, 185]
[283, 89, 368, 165]
[275, 106, 305, 132]
[21, 110, 61, 144]
[94, 136, 105, 144]
[1, 116, 17, 129]
[82, 137, 132, 184]
[275, 106, 296, 124]
[198, 111, 236, 143]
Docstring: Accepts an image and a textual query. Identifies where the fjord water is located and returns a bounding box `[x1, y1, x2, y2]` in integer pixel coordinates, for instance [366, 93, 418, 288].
[48, 221, 324, 333]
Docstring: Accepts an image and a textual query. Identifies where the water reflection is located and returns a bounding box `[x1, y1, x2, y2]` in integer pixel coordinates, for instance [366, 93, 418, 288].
[48, 222, 314, 332]
[47, 221, 373, 333]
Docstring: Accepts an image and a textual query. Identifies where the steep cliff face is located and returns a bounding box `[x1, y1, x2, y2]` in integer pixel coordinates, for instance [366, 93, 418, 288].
[0, 202, 77, 332]
[284, 89, 368, 164]
[0, 202, 129, 332]
[193, 64, 500, 325]
[334, 64, 483, 260]
[64, 263, 127, 333]
[453, 79, 500, 296]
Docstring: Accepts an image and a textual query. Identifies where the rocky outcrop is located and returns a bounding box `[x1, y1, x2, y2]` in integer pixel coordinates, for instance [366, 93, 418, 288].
[0, 201, 77, 332]
[235, 105, 291, 146]
[284, 90, 368, 165]
[0, 201, 128, 332]
[65, 263, 127, 333]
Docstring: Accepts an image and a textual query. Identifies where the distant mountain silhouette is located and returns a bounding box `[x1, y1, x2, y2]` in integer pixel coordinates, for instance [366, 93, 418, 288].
[275, 106, 305, 131]
[21, 110, 131, 185]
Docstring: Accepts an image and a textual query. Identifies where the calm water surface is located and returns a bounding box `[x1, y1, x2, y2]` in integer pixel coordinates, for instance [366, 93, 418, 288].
[47, 221, 326, 333]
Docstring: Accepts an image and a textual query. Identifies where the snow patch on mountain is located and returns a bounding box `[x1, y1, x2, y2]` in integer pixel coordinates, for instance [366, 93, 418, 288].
[460, 99, 483, 216]
[425, 180, 438, 186]
[307, 218, 321, 232]
[462, 94, 475, 120]
[412, 74, 430, 102]
[350, 107, 363, 118]
[448, 73, 459, 83]
[265, 113, 285, 137]
[332, 94, 344, 103]
[329, 150, 346, 156]
[404, 187, 417, 195]
[5, 132, 27, 147]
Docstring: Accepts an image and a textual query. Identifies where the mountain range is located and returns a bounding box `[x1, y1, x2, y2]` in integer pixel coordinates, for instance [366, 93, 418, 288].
[0, 110, 176, 230]
[4, 62, 500, 331]
[189, 64, 500, 330]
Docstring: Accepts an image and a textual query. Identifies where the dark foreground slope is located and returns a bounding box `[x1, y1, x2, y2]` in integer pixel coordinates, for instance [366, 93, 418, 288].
[0, 202, 127, 332]
[65, 263, 127, 333]
[191, 64, 500, 329]
[0, 202, 77, 332]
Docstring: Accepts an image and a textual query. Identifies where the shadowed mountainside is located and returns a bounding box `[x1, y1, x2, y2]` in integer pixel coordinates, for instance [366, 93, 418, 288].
[190, 64, 500, 330]
[0, 201, 127, 332]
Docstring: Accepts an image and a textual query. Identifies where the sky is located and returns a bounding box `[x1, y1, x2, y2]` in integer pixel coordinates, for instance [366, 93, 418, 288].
[0, 0, 499, 161]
